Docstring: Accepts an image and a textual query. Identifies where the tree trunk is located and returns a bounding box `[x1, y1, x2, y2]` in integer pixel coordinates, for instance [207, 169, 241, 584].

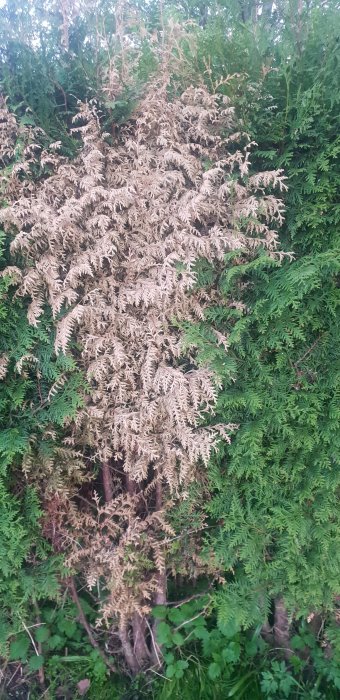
[274, 596, 291, 658]
[120, 474, 154, 671]
[119, 621, 140, 674]
[117, 476, 168, 671]
[102, 460, 113, 503]
[261, 619, 274, 645]
[132, 614, 151, 668]
[150, 479, 167, 666]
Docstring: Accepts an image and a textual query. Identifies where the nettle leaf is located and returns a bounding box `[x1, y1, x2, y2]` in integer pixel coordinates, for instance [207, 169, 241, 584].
[28, 654, 44, 671]
[245, 640, 258, 657]
[168, 607, 186, 624]
[217, 618, 240, 639]
[9, 635, 30, 661]
[42, 608, 55, 624]
[222, 641, 241, 663]
[152, 605, 167, 619]
[208, 661, 222, 680]
[172, 631, 185, 646]
[193, 626, 210, 641]
[57, 618, 78, 639]
[166, 663, 176, 679]
[191, 615, 207, 628]
[47, 634, 65, 650]
[167, 659, 189, 679]
[35, 626, 50, 643]
[175, 669, 185, 679]
[157, 622, 172, 646]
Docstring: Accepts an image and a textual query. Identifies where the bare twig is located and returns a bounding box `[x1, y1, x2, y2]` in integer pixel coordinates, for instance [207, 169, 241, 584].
[168, 591, 211, 607]
[145, 617, 162, 668]
[165, 525, 213, 543]
[293, 334, 323, 367]
[173, 603, 210, 633]
[4, 664, 19, 690]
[20, 618, 39, 657]
[148, 667, 169, 681]
[68, 577, 116, 673]
[102, 461, 113, 502]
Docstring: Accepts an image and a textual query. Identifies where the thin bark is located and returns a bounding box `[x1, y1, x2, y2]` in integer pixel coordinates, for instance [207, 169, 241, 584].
[274, 596, 291, 658]
[121, 477, 151, 670]
[154, 480, 167, 607]
[132, 614, 152, 667]
[151, 479, 167, 666]
[261, 619, 274, 645]
[155, 480, 167, 605]
[102, 460, 113, 503]
[119, 621, 139, 674]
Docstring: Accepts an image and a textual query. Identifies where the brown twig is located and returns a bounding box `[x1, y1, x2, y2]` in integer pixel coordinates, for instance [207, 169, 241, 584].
[168, 591, 211, 607]
[102, 461, 114, 502]
[68, 577, 116, 673]
[173, 604, 210, 633]
[293, 334, 323, 368]
[145, 617, 162, 668]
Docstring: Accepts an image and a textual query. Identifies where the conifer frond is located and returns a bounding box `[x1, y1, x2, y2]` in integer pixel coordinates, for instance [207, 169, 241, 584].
[2, 82, 285, 634]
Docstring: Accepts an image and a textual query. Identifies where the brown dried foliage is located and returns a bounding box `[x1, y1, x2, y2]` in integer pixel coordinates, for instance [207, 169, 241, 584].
[1, 81, 286, 669]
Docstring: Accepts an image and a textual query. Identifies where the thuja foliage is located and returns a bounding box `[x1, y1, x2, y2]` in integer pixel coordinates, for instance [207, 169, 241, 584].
[193, 244, 339, 619]
[0, 102, 85, 665]
[182, 0, 340, 651]
[0, 0, 161, 151]
[248, 3, 340, 257]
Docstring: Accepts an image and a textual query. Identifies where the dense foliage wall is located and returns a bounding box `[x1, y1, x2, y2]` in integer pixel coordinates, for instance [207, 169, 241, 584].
[0, 0, 339, 698]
